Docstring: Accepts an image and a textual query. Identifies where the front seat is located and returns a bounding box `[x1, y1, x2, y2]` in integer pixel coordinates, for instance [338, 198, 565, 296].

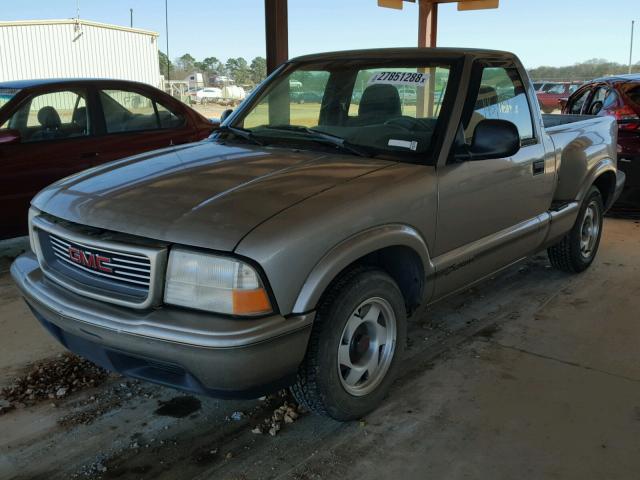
[30, 106, 63, 141]
[72, 106, 88, 135]
[355, 84, 402, 125]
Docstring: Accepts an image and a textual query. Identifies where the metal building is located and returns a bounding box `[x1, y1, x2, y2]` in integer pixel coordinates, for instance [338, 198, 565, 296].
[0, 19, 160, 86]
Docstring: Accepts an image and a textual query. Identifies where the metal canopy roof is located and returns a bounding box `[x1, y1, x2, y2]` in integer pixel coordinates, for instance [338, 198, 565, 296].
[263, 0, 500, 74]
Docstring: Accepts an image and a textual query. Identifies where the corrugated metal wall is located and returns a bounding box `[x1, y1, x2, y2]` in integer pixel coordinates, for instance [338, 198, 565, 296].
[0, 20, 160, 87]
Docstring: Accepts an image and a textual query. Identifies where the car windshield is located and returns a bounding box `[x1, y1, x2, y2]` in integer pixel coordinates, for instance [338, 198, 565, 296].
[0, 88, 19, 109]
[228, 60, 453, 160]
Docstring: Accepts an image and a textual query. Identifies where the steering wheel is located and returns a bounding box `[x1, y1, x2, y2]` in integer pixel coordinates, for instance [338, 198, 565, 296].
[589, 101, 603, 115]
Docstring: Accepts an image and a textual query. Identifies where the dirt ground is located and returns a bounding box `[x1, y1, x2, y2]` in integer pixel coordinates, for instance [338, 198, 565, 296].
[1, 218, 639, 480]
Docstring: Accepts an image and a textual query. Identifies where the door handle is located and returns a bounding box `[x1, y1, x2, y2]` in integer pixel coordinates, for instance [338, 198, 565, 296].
[80, 152, 99, 159]
[532, 160, 545, 176]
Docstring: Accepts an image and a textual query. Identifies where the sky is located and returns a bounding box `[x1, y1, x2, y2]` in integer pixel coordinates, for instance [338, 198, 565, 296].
[3, 0, 638, 69]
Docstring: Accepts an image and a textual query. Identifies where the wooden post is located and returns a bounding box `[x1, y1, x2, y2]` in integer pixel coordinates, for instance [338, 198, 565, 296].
[264, 0, 289, 75]
[417, 1, 438, 117]
[418, 0, 438, 48]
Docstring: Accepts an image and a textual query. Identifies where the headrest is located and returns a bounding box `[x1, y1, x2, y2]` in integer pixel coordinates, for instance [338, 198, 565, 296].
[72, 106, 88, 129]
[359, 84, 402, 118]
[37, 106, 62, 129]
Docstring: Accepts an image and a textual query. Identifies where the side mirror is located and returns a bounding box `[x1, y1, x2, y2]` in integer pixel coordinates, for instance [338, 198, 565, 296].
[0, 129, 21, 145]
[220, 109, 233, 123]
[457, 119, 520, 161]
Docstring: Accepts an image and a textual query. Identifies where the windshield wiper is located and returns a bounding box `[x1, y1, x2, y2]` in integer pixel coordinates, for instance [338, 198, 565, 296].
[262, 125, 372, 158]
[218, 125, 266, 146]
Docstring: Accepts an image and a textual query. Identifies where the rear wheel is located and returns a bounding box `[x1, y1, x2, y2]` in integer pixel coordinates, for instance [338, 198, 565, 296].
[291, 268, 406, 421]
[548, 186, 604, 273]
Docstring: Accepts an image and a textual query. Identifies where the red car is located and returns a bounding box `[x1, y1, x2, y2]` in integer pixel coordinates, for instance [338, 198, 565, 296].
[0, 79, 215, 239]
[562, 75, 640, 209]
[536, 82, 581, 113]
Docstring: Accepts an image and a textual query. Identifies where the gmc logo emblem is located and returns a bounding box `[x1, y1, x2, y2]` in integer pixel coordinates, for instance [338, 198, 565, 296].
[68, 246, 113, 273]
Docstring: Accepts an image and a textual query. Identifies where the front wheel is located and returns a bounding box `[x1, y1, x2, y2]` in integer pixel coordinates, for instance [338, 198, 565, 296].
[291, 267, 406, 421]
[548, 186, 604, 273]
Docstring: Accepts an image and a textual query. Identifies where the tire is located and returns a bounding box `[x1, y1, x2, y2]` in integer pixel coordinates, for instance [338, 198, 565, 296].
[291, 267, 407, 421]
[548, 186, 604, 273]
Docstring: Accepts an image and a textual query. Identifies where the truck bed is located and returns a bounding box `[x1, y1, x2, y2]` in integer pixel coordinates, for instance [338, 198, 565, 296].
[542, 114, 618, 204]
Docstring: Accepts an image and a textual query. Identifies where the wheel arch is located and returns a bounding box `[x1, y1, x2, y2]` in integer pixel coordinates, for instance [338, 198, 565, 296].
[291, 224, 434, 315]
[591, 168, 617, 210]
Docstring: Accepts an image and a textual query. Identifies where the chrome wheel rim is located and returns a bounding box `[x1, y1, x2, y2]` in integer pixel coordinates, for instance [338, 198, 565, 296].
[337, 297, 397, 397]
[580, 200, 600, 259]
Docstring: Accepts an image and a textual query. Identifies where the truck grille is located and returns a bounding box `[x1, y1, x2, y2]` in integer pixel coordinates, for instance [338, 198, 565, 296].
[31, 215, 167, 309]
[48, 233, 152, 288]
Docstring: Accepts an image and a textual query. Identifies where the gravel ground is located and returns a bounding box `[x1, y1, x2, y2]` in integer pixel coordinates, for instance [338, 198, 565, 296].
[0, 218, 638, 480]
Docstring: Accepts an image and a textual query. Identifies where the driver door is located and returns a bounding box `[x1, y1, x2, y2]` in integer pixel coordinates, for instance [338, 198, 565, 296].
[433, 62, 555, 298]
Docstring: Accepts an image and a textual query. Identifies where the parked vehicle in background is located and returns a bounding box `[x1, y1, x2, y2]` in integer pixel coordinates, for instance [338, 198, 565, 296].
[195, 87, 223, 104]
[563, 74, 640, 208]
[0, 78, 215, 239]
[12, 48, 624, 421]
[536, 82, 581, 113]
[220, 85, 246, 106]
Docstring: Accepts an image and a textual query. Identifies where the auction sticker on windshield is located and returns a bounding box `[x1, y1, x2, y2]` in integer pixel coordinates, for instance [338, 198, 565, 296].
[368, 72, 429, 86]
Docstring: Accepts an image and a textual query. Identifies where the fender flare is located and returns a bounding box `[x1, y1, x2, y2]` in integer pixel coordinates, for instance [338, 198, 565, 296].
[291, 224, 434, 314]
[577, 157, 617, 207]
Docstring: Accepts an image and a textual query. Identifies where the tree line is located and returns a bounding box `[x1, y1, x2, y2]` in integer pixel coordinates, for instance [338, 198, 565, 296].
[159, 52, 267, 86]
[159, 54, 640, 86]
[529, 58, 640, 81]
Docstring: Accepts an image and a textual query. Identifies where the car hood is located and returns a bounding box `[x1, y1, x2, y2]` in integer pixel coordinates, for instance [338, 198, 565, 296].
[32, 141, 392, 251]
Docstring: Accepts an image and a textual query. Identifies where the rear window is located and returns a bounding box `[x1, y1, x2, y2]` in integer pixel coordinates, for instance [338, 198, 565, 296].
[622, 84, 640, 106]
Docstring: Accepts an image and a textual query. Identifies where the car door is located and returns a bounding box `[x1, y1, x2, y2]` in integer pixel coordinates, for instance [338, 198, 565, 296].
[433, 62, 555, 298]
[93, 87, 196, 163]
[565, 85, 594, 115]
[0, 87, 98, 238]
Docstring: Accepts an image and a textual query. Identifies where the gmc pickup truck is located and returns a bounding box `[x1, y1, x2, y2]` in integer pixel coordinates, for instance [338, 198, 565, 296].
[12, 49, 625, 421]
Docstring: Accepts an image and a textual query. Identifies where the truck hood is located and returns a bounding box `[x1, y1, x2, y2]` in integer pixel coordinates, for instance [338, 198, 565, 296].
[32, 141, 392, 251]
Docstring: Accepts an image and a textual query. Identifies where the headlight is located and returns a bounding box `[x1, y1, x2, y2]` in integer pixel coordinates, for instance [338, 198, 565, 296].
[28, 207, 40, 253]
[164, 248, 272, 316]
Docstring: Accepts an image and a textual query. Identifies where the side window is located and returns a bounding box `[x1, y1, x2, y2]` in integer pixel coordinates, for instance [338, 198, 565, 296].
[156, 101, 185, 129]
[466, 66, 534, 142]
[99, 89, 183, 133]
[2, 90, 89, 143]
[569, 88, 592, 114]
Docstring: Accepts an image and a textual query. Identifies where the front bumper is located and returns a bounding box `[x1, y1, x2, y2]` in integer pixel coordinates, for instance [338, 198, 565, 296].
[11, 252, 314, 398]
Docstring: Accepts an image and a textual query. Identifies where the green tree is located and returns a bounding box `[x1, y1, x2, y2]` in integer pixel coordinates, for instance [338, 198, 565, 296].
[225, 57, 251, 85]
[158, 51, 173, 76]
[528, 58, 640, 82]
[175, 53, 197, 73]
[249, 57, 267, 84]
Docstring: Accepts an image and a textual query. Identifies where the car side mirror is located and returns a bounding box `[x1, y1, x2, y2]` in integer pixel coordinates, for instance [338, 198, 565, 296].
[0, 129, 21, 145]
[220, 109, 233, 123]
[457, 119, 520, 161]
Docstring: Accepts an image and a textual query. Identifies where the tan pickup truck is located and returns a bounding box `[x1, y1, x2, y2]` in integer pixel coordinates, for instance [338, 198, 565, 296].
[12, 48, 625, 420]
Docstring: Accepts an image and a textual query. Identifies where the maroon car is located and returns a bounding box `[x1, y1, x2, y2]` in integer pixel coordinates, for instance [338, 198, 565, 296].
[563, 75, 640, 209]
[0, 79, 215, 239]
[536, 82, 582, 113]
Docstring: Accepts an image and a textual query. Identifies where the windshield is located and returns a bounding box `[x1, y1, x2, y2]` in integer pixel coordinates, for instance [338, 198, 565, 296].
[0, 88, 19, 109]
[228, 60, 453, 160]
